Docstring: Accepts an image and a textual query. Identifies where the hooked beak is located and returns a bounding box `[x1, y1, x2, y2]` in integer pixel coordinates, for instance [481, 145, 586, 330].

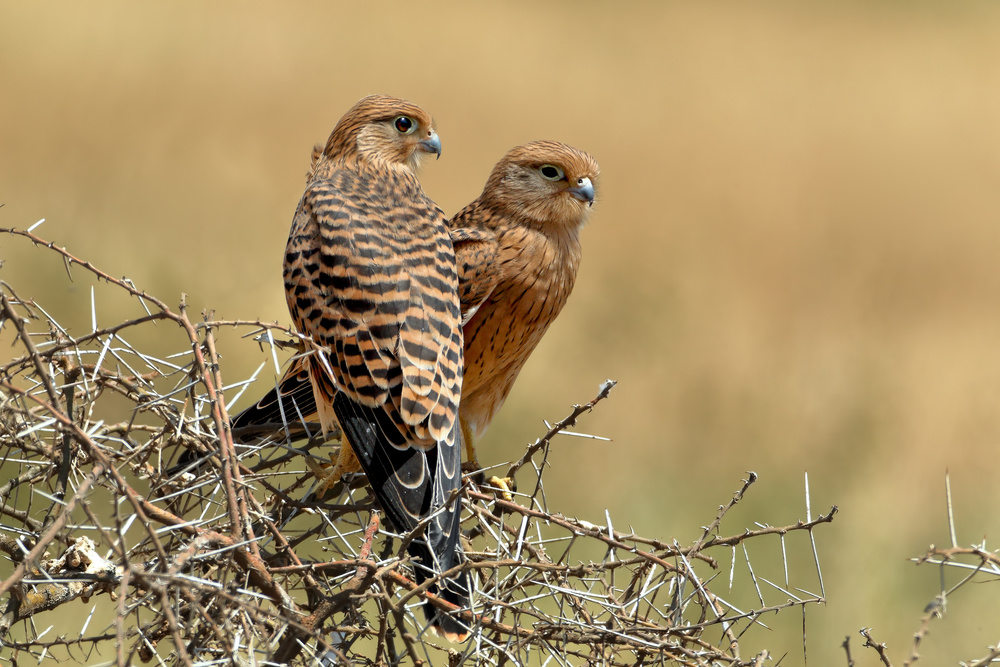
[419, 131, 442, 160]
[567, 176, 595, 205]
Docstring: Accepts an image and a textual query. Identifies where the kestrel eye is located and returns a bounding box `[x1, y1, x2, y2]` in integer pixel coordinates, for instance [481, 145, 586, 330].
[394, 116, 415, 134]
[539, 164, 564, 181]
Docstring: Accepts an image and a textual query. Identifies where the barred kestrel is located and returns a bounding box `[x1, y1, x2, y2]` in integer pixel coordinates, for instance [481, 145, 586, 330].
[448, 141, 599, 470]
[234, 140, 599, 478]
[279, 94, 467, 639]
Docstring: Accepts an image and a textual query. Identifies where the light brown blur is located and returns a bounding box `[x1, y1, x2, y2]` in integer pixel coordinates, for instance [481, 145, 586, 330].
[3, 2, 1000, 662]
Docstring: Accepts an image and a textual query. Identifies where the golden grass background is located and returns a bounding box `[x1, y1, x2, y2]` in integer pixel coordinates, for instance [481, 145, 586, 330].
[3, 2, 1000, 663]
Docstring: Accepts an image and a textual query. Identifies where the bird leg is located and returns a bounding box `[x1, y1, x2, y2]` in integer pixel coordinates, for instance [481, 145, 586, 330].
[461, 419, 482, 472]
[460, 419, 515, 501]
[307, 438, 363, 496]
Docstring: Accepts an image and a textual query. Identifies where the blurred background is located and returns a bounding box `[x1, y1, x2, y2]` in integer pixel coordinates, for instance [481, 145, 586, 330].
[3, 1, 1000, 663]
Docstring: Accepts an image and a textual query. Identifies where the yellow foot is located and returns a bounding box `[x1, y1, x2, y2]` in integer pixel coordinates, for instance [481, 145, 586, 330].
[306, 440, 361, 496]
[306, 457, 344, 496]
[484, 475, 515, 503]
[461, 444, 515, 501]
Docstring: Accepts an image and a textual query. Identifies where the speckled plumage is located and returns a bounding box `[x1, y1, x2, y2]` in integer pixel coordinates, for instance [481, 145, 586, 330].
[449, 141, 599, 462]
[280, 94, 467, 638]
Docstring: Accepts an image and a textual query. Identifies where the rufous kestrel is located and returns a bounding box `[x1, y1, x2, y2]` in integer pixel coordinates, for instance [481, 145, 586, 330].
[448, 141, 599, 475]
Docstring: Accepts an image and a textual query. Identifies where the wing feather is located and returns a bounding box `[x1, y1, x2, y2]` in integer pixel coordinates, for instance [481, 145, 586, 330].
[450, 214, 501, 323]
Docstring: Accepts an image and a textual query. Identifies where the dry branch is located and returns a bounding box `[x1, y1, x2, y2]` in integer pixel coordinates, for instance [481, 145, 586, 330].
[1, 226, 835, 666]
[850, 472, 1000, 666]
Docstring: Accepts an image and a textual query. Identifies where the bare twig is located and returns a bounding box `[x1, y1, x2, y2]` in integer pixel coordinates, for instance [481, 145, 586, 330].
[0, 227, 841, 665]
[505, 379, 616, 481]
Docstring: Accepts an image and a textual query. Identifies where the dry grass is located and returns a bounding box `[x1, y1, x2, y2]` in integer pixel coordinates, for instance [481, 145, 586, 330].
[3, 2, 1000, 663]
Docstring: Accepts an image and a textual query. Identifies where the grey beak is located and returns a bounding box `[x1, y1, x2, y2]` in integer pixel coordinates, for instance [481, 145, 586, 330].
[420, 131, 442, 159]
[568, 177, 595, 205]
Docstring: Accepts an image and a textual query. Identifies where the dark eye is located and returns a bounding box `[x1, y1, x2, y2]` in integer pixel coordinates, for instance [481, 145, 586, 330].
[394, 116, 415, 133]
[539, 164, 564, 181]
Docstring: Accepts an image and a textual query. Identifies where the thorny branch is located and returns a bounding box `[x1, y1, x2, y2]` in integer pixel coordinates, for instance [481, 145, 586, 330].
[848, 474, 1000, 667]
[504, 378, 616, 482]
[0, 227, 836, 665]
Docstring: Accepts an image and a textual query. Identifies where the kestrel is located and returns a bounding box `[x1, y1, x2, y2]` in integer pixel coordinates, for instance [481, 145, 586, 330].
[278, 94, 468, 639]
[234, 140, 599, 483]
[448, 141, 599, 471]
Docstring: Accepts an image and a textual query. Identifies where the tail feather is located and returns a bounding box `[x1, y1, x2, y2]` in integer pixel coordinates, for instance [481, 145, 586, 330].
[230, 365, 319, 438]
[411, 540, 471, 641]
[332, 391, 469, 639]
[229, 367, 471, 638]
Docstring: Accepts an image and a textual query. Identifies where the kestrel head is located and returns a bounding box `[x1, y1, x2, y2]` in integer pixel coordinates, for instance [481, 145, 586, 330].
[321, 94, 441, 172]
[482, 140, 599, 229]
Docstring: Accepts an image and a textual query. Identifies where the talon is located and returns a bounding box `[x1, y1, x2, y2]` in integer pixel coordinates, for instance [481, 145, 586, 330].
[306, 456, 343, 496]
[307, 440, 361, 497]
[485, 475, 515, 502]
